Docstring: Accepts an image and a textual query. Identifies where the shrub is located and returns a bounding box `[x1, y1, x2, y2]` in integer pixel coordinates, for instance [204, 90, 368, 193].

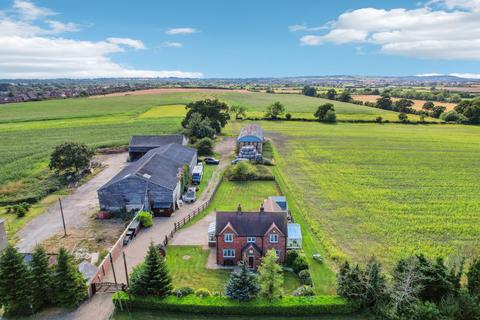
[298, 270, 313, 286]
[440, 110, 468, 123]
[15, 205, 27, 218]
[138, 211, 153, 228]
[195, 137, 214, 156]
[224, 163, 274, 181]
[324, 110, 337, 123]
[174, 287, 194, 298]
[375, 116, 383, 123]
[195, 288, 211, 298]
[292, 254, 309, 274]
[286, 250, 300, 268]
[285, 113, 292, 120]
[293, 286, 315, 297]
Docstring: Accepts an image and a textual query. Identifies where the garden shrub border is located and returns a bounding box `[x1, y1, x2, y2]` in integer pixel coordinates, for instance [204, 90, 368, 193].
[113, 293, 355, 315]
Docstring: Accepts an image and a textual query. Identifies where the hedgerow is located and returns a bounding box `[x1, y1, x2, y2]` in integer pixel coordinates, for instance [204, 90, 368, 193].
[112, 294, 354, 315]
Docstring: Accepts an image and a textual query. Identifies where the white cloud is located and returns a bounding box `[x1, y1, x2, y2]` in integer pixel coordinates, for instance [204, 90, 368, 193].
[417, 72, 480, 78]
[107, 37, 146, 50]
[13, 0, 55, 20]
[295, 1, 480, 60]
[165, 27, 198, 35]
[289, 24, 328, 32]
[162, 41, 183, 48]
[0, 1, 202, 79]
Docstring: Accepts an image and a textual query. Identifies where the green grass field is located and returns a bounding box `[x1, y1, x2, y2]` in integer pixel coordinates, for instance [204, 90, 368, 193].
[1, 91, 410, 204]
[166, 246, 300, 293]
[228, 121, 480, 266]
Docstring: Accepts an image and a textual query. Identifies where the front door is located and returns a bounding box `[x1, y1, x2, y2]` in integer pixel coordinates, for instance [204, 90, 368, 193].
[248, 256, 254, 269]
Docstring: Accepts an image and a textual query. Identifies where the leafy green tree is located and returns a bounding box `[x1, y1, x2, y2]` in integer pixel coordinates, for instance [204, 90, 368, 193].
[326, 88, 337, 100]
[0, 246, 32, 316]
[337, 261, 366, 306]
[195, 137, 214, 156]
[130, 242, 172, 298]
[376, 94, 393, 110]
[49, 142, 94, 177]
[230, 105, 247, 119]
[225, 261, 259, 301]
[398, 113, 408, 122]
[393, 99, 415, 113]
[181, 99, 230, 133]
[314, 103, 335, 121]
[302, 85, 317, 97]
[30, 246, 53, 311]
[324, 110, 337, 123]
[440, 110, 467, 123]
[338, 91, 352, 102]
[430, 105, 446, 118]
[183, 112, 216, 140]
[53, 248, 87, 307]
[258, 250, 283, 299]
[463, 103, 480, 124]
[422, 101, 435, 111]
[265, 101, 286, 119]
[467, 259, 480, 297]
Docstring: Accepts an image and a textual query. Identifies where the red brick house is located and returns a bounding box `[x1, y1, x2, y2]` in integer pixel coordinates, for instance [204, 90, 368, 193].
[215, 205, 287, 269]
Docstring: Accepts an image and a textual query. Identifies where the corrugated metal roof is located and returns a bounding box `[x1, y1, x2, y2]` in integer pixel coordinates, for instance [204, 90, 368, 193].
[99, 143, 196, 191]
[287, 223, 302, 239]
[129, 135, 185, 149]
[237, 124, 264, 143]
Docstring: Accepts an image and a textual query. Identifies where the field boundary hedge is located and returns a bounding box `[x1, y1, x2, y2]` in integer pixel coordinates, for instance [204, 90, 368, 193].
[244, 117, 450, 125]
[113, 293, 354, 315]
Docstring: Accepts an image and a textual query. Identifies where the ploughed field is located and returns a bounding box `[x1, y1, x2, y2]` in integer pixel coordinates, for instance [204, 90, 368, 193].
[0, 91, 413, 204]
[228, 121, 480, 265]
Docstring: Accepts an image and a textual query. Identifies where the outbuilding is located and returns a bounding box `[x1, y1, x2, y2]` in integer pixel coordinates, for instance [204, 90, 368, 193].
[98, 143, 197, 216]
[237, 124, 264, 154]
[128, 135, 187, 161]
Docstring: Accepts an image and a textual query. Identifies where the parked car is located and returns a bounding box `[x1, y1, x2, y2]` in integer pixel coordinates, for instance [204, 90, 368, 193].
[182, 187, 197, 203]
[231, 158, 249, 165]
[204, 157, 220, 165]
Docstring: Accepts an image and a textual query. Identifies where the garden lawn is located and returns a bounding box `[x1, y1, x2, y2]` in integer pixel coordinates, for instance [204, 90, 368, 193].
[251, 121, 480, 266]
[165, 246, 300, 294]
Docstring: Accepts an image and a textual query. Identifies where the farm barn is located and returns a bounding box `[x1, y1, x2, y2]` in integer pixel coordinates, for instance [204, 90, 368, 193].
[98, 143, 197, 216]
[237, 124, 264, 154]
[128, 135, 187, 161]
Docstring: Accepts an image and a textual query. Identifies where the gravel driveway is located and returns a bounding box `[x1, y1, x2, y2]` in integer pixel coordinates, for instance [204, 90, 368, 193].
[16, 153, 128, 253]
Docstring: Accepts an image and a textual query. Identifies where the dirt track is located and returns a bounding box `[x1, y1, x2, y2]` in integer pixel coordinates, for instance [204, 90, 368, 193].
[89, 88, 249, 98]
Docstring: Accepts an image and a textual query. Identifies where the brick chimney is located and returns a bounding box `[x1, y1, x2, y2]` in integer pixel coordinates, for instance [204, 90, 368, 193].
[260, 203, 265, 214]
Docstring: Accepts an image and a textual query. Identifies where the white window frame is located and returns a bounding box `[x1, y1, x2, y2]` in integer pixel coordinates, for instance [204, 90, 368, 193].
[223, 249, 235, 258]
[269, 233, 278, 243]
[224, 233, 233, 243]
[247, 236, 256, 243]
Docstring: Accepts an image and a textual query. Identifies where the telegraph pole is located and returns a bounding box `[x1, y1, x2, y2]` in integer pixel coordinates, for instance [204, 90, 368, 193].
[58, 198, 67, 237]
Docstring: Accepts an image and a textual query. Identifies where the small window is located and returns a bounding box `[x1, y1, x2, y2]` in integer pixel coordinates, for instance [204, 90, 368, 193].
[247, 237, 256, 243]
[275, 249, 281, 257]
[269, 234, 278, 243]
[224, 233, 233, 242]
[223, 249, 235, 258]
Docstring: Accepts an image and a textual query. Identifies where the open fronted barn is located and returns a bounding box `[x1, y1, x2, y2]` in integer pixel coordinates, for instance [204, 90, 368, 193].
[128, 135, 187, 161]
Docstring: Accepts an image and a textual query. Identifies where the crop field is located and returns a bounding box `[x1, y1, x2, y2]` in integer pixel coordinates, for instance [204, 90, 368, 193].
[228, 121, 480, 266]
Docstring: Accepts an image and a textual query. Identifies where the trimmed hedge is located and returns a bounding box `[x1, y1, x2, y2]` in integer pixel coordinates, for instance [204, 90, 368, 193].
[113, 293, 354, 315]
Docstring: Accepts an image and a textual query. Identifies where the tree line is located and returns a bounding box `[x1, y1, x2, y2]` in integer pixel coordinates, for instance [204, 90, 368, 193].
[0, 245, 87, 317]
[337, 254, 480, 319]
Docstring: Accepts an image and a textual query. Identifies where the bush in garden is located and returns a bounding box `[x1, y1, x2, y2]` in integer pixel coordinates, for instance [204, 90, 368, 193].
[286, 250, 300, 268]
[138, 211, 153, 228]
[195, 137, 214, 156]
[195, 288, 211, 298]
[293, 285, 316, 297]
[225, 262, 259, 301]
[292, 254, 309, 273]
[298, 270, 313, 286]
[258, 250, 284, 300]
[225, 161, 257, 181]
[174, 287, 194, 297]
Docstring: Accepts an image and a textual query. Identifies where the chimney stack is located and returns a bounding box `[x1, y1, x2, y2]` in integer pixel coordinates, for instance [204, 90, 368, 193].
[237, 204, 242, 215]
[260, 203, 265, 214]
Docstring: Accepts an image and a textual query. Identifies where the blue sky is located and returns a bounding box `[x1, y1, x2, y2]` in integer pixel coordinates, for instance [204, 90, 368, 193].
[1, 0, 479, 78]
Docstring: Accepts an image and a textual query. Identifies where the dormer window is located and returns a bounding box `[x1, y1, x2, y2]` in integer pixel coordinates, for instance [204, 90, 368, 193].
[269, 234, 278, 243]
[247, 237, 256, 243]
[224, 233, 233, 242]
